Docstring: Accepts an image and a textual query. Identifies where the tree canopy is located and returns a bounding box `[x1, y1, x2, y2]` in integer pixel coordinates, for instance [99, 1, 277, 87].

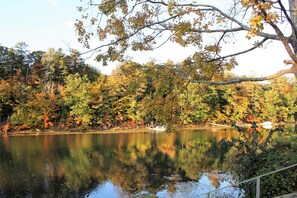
[1, 43, 297, 133]
[76, 0, 297, 83]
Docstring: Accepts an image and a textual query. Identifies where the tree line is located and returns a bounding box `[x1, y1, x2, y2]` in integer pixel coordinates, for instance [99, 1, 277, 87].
[0, 43, 297, 133]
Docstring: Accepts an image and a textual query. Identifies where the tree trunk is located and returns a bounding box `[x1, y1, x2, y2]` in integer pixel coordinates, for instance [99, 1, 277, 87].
[289, 0, 297, 52]
[289, 0, 297, 25]
[288, 0, 297, 124]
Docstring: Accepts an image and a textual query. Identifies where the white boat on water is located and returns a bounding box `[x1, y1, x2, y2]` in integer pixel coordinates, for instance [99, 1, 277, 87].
[262, 121, 273, 129]
[149, 125, 166, 132]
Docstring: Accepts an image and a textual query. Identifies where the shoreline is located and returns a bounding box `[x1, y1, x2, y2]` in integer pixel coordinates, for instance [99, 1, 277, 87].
[1, 124, 233, 137]
[4, 122, 293, 137]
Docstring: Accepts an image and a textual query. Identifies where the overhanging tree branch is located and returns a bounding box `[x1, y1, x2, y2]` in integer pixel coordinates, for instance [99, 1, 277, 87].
[85, 0, 285, 56]
[144, 1, 284, 41]
[79, 14, 181, 55]
[185, 67, 294, 85]
[78, 0, 297, 81]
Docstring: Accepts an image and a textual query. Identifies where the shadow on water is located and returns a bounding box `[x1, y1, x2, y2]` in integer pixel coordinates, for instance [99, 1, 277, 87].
[3, 126, 293, 197]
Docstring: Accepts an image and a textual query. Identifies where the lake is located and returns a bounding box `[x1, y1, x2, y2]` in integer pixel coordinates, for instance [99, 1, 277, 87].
[0, 128, 240, 197]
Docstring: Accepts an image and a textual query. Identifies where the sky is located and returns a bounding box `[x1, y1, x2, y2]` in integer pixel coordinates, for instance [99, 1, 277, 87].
[0, 0, 292, 76]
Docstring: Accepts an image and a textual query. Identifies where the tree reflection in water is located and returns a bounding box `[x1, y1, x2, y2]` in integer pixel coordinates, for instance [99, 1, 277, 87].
[0, 129, 238, 197]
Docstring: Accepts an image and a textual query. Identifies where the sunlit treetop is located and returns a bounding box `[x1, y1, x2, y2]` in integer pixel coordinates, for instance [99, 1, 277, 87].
[76, 0, 297, 84]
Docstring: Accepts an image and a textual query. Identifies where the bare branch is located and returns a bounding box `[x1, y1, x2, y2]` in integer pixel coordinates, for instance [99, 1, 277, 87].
[278, 0, 296, 34]
[284, 59, 295, 64]
[211, 38, 269, 61]
[185, 68, 294, 85]
[145, 61, 294, 85]
[152, 33, 174, 50]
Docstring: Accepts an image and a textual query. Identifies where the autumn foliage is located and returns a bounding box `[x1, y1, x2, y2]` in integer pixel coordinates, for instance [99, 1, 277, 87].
[0, 43, 297, 134]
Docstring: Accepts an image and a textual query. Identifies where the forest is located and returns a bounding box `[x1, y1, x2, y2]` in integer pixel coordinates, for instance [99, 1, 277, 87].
[1, 42, 297, 134]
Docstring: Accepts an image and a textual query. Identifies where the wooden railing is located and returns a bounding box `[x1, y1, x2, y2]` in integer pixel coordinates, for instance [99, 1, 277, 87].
[203, 163, 297, 198]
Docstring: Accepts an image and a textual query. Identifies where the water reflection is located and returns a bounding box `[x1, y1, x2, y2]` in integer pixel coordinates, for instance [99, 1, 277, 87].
[0, 129, 237, 197]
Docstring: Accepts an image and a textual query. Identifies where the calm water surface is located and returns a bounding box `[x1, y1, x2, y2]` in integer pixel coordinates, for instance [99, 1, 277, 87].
[0, 129, 239, 197]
